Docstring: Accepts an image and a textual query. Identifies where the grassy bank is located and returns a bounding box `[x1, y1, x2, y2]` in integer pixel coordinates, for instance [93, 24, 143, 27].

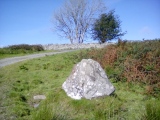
[0, 40, 159, 120]
[78, 39, 160, 98]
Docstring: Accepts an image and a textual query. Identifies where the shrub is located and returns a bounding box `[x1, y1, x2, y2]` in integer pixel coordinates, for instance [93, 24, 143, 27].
[77, 39, 160, 97]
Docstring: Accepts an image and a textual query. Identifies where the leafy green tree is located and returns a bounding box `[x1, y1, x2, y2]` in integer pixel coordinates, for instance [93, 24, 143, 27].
[92, 10, 126, 43]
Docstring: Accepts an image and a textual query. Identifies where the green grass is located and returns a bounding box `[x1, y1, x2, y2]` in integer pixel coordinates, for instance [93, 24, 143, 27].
[0, 41, 160, 120]
[0, 51, 79, 120]
[0, 50, 56, 59]
[142, 99, 160, 120]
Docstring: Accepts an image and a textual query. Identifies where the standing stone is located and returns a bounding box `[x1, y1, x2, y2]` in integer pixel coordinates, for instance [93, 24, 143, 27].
[62, 59, 115, 100]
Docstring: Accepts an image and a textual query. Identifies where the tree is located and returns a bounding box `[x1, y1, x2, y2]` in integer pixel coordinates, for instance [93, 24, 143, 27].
[53, 0, 106, 44]
[92, 10, 126, 43]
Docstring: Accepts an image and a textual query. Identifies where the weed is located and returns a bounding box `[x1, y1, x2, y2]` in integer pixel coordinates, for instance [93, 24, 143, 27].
[19, 65, 29, 71]
[142, 99, 160, 120]
[32, 101, 53, 120]
[32, 79, 43, 85]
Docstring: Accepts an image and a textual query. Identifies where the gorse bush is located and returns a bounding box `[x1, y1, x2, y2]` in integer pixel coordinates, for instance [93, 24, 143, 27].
[0, 44, 44, 55]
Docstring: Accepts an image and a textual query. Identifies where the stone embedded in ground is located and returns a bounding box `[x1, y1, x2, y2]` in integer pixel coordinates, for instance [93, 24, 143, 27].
[33, 95, 46, 108]
[62, 59, 115, 100]
[33, 103, 40, 108]
[33, 95, 46, 100]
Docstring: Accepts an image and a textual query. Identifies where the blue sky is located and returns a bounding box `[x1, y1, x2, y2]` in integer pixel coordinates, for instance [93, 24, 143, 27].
[0, 0, 160, 47]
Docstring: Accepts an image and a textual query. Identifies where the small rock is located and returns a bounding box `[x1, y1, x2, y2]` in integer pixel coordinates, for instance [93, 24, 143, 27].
[33, 103, 40, 108]
[33, 95, 46, 100]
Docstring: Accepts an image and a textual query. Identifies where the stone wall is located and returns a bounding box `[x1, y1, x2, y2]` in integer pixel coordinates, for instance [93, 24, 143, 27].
[42, 43, 111, 50]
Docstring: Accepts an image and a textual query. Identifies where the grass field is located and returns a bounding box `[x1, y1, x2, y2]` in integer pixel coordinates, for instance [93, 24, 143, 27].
[0, 40, 160, 120]
[0, 50, 57, 59]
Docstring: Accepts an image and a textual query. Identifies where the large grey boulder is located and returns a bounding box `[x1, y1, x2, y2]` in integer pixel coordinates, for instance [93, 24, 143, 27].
[62, 59, 115, 100]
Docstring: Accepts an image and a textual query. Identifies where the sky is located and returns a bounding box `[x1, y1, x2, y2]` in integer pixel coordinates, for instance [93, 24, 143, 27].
[0, 0, 160, 47]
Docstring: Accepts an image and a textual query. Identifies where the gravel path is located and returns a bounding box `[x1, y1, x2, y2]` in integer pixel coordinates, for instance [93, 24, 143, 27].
[0, 50, 76, 68]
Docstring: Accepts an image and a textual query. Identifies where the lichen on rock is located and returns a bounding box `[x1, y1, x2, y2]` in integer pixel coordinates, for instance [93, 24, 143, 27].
[62, 59, 115, 100]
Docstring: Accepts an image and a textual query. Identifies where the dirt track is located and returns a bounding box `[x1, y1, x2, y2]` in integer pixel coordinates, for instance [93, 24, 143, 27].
[0, 50, 75, 68]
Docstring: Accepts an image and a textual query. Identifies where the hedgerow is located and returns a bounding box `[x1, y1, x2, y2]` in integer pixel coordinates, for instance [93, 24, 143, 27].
[0, 44, 44, 54]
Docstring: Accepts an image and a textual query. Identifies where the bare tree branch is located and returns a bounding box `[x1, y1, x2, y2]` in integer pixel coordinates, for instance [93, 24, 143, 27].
[53, 0, 106, 44]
